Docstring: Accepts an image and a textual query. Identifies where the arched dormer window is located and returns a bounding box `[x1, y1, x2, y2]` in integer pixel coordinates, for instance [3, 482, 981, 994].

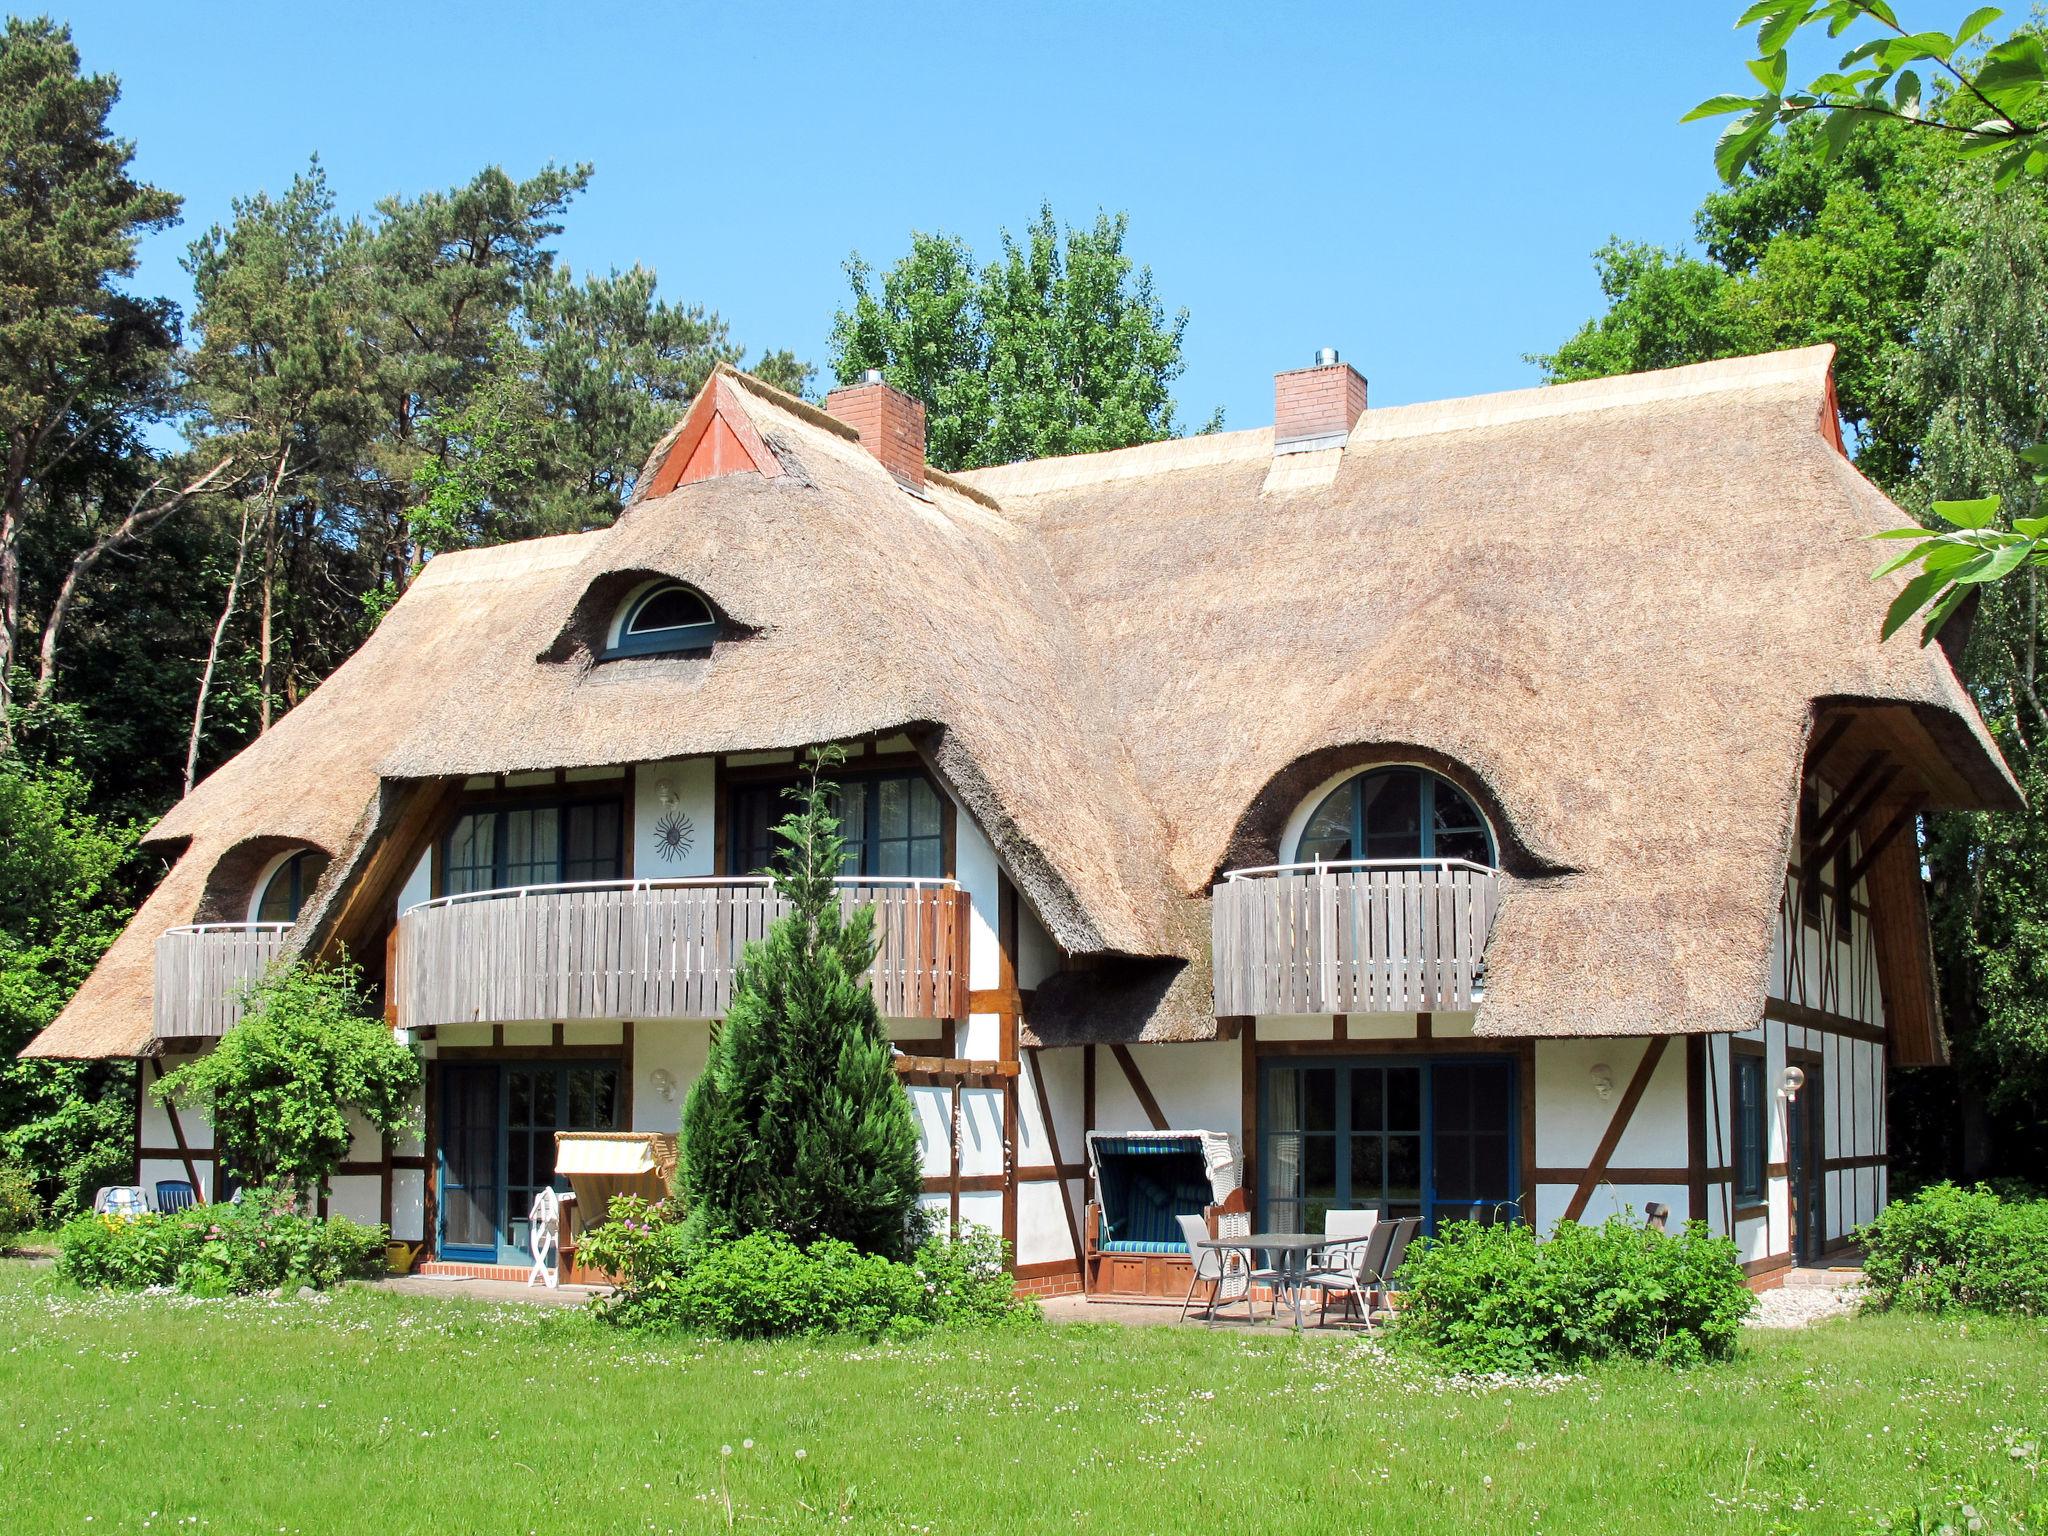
[253, 848, 329, 924]
[604, 582, 718, 658]
[1294, 767, 1494, 867]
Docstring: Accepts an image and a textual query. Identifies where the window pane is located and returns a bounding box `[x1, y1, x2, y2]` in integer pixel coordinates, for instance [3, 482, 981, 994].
[1434, 1067, 1472, 1133]
[446, 814, 495, 895]
[1431, 782, 1491, 865]
[1303, 1137, 1337, 1200]
[1386, 1135, 1423, 1200]
[1434, 827, 1493, 866]
[1470, 1134, 1511, 1200]
[564, 804, 621, 883]
[594, 1069, 618, 1128]
[627, 585, 711, 633]
[1351, 1068, 1384, 1132]
[1262, 1132, 1303, 1207]
[879, 778, 909, 841]
[1470, 1063, 1510, 1126]
[1297, 787, 1354, 865]
[507, 1131, 530, 1191]
[834, 782, 867, 873]
[504, 808, 560, 886]
[568, 1069, 594, 1127]
[877, 839, 909, 877]
[1360, 771, 1422, 860]
[910, 778, 942, 838]
[1387, 1068, 1422, 1131]
[908, 834, 944, 879]
[1436, 1136, 1474, 1200]
[1303, 1069, 1337, 1133]
[531, 1071, 558, 1128]
[1349, 1135, 1384, 1197]
[1263, 1068, 1303, 1132]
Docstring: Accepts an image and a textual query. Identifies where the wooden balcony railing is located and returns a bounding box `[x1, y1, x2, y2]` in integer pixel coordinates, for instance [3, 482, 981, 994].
[153, 923, 293, 1041]
[394, 878, 971, 1029]
[1211, 860, 1500, 1016]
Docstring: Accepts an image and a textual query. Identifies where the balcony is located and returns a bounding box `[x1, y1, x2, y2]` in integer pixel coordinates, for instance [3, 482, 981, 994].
[394, 877, 971, 1029]
[154, 923, 293, 1041]
[1211, 860, 1500, 1016]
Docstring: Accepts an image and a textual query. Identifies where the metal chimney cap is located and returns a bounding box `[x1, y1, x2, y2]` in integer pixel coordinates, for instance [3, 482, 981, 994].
[1314, 347, 1340, 367]
[862, 367, 885, 385]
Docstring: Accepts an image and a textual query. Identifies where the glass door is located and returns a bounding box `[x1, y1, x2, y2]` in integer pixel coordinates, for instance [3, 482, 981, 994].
[439, 1065, 501, 1263]
[1258, 1056, 1518, 1235]
[437, 1061, 622, 1264]
[1787, 1060, 1826, 1263]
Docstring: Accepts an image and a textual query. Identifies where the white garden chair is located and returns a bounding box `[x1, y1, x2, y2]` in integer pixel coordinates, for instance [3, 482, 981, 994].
[527, 1186, 562, 1289]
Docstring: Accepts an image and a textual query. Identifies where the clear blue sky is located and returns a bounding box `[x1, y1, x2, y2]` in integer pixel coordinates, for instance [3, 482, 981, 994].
[54, 0, 1760, 430]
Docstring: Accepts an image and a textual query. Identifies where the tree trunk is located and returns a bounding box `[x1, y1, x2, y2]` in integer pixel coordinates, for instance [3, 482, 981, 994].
[0, 436, 28, 753]
[33, 456, 236, 707]
[185, 493, 256, 796]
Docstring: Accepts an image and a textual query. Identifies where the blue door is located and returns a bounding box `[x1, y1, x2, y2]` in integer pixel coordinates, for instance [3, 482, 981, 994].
[437, 1061, 622, 1264]
[1257, 1056, 1519, 1235]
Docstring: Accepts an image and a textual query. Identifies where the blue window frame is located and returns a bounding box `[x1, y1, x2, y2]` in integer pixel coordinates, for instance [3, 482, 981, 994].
[256, 848, 329, 923]
[606, 583, 718, 658]
[443, 800, 623, 896]
[1257, 1055, 1520, 1235]
[1733, 1048, 1767, 1206]
[1295, 768, 1494, 866]
[728, 771, 945, 879]
[437, 1060, 621, 1265]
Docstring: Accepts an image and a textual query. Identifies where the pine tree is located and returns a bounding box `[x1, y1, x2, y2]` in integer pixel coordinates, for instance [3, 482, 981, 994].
[681, 747, 922, 1256]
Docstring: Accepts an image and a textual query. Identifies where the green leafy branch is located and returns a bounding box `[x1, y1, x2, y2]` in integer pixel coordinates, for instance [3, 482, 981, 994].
[1686, 3, 2047, 186]
[1871, 448, 2048, 640]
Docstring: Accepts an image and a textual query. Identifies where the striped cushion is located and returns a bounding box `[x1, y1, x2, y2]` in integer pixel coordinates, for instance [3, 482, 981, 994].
[1098, 1239, 1189, 1254]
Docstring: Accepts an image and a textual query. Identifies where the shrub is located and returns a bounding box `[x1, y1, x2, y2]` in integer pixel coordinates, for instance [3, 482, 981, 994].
[1860, 1181, 2048, 1315]
[582, 1199, 1036, 1339]
[55, 1186, 386, 1295]
[0, 1161, 40, 1242]
[154, 961, 420, 1198]
[1393, 1215, 1754, 1373]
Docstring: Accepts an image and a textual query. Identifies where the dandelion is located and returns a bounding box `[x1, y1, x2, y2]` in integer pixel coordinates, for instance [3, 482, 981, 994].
[720, 1444, 732, 1457]
[795, 1449, 808, 1461]
[742, 1438, 754, 1450]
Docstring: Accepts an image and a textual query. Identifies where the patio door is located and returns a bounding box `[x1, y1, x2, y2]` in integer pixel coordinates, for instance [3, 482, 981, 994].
[439, 1065, 501, 1263]
[437, 1061, 622, 1265]
[1258, 1056, 1519, 1236]
[1787, 1051, 1826, 1263]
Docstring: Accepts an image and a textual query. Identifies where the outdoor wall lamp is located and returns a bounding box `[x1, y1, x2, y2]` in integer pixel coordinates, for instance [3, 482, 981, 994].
[1779, 1065, 1806, 1102]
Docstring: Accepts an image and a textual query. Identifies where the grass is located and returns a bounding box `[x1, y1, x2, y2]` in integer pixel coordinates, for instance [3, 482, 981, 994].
[0, 1261, 2043, 1534]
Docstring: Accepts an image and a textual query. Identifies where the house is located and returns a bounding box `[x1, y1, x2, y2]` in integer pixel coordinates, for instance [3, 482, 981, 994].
[22, 344, 2016, 1295]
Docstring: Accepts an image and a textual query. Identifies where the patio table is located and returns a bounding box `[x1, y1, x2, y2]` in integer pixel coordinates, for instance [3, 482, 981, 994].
[1194, 1233, 1327, 1329]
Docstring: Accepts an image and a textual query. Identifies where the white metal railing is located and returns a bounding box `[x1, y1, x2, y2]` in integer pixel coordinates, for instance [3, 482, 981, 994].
[1211, 860, 1500, 1015]
[405, 873, 958, 914]
[153, 923, 293, 1040]
[396, 877, 969, 1027]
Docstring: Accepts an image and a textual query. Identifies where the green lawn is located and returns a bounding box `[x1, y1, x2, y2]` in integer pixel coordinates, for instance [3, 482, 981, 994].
[0, 1261, 2043, 1534]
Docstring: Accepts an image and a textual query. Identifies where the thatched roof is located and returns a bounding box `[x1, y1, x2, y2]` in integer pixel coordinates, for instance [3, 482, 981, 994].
[24, 347, 2015, 1058]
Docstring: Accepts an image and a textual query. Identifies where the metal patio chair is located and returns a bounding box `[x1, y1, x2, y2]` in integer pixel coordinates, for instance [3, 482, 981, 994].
[1175, 1213, 1248, 1322]
[1302, 1218, 1398, 1327]
[1318, 1207, 1379, 1271]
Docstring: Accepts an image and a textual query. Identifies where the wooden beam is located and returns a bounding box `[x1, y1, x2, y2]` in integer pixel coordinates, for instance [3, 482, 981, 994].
[1804, 714, 1856, 777]
[150, 1058, 205, 1201]
[1686, 1036, 1707, 1226]
[1807, 751, 1887, 846]
[1562, 1037, 1669, 1223]
[311, 778, 465, 974]
[1808, 767, 1901, 873]
[1108, 1043, 1169, 1132]
[1845, 800, 1924, 893]
[1024, 1048, 1084, 1267]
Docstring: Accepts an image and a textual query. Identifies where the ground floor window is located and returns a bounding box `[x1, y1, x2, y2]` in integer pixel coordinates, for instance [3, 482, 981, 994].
[1732, 1046, 1766, 1207]
[1258, 1055, 1518, 1235]
[438, 1060, 621, 1264]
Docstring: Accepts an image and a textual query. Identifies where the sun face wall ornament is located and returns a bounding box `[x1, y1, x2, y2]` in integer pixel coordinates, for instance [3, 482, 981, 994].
[652, 809, 695, 864]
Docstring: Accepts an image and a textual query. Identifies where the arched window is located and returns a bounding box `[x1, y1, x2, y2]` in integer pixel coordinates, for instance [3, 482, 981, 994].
[606, 582, 718, 657]
[1294, 768, 1494, 867]
[255, 849, 330, 924]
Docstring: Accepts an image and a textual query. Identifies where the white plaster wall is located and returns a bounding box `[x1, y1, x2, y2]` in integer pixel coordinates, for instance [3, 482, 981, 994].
[907, 1085, 952, 1180]
[958, 1087, 1006, 1178]
[1017, 903, 1059, 989]
[397, 850, 431, 915]
[327, 1175, 381, 1225]
[629, 1020, 705, 1136]
[391, 1168, 426, 1242]
[1534, 1038, 1687, 1169]
[954, 812, 1003, 994]
[632, 757, 715, 878]
[957, 1189, 1004, 1236]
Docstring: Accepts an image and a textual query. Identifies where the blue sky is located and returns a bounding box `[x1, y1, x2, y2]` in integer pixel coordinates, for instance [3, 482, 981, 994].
[55, 0, 1762, 430]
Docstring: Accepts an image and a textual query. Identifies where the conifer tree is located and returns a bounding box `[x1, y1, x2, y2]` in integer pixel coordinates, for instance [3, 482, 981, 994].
[681, 747, 922, 1256]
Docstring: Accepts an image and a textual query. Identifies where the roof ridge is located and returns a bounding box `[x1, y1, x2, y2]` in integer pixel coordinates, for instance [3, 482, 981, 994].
[959, 344, 1838, 498]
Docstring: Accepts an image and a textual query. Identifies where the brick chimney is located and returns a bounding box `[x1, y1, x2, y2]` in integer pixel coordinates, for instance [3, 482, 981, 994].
[1273, 348, 1367, 454]
[824, 370, 927, 491]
